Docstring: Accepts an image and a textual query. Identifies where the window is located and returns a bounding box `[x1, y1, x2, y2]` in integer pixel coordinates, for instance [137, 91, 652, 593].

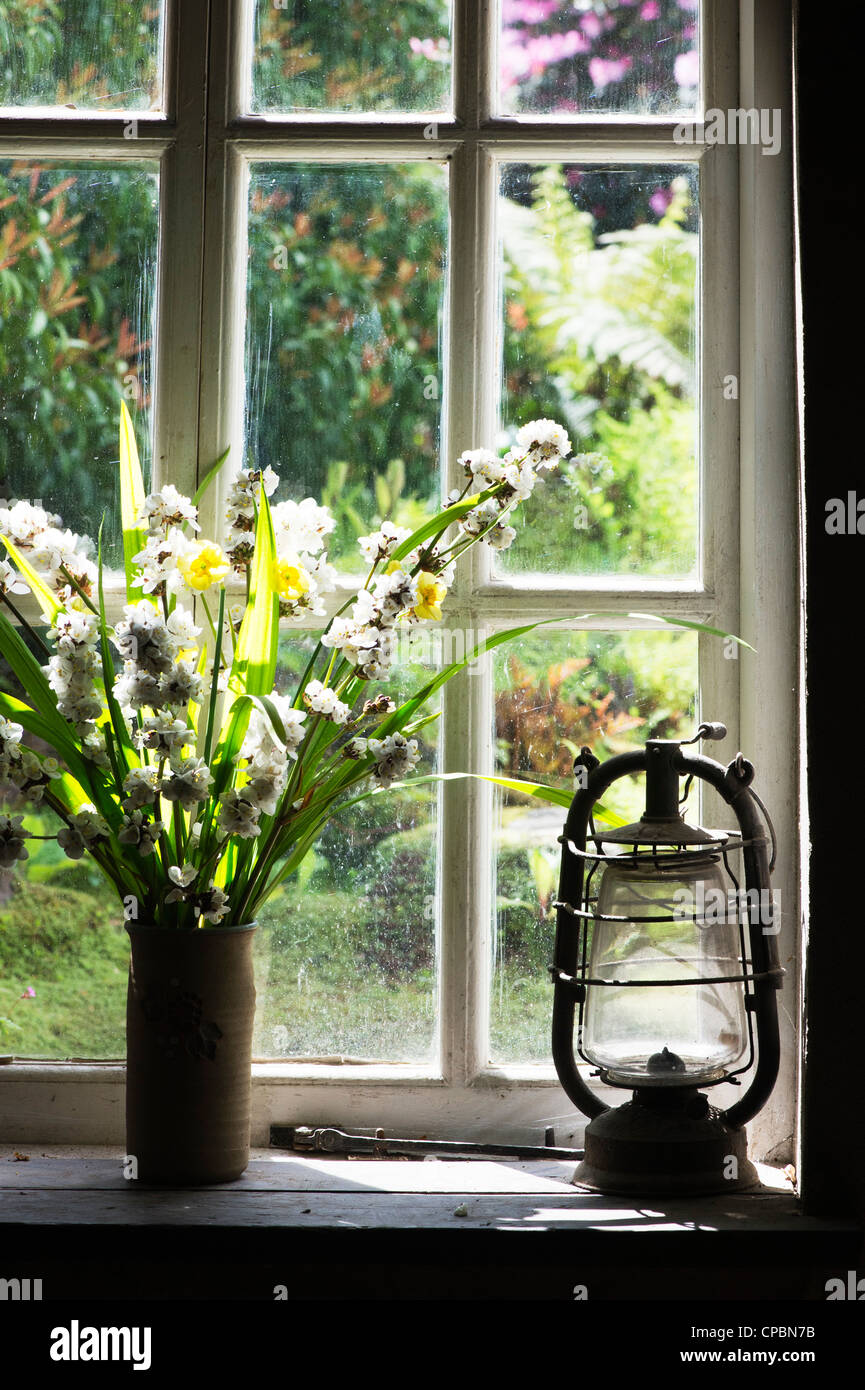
[0, 2, 798, 1163]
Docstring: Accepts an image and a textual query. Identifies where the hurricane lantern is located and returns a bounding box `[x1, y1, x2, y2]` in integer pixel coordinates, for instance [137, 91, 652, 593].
[551, 723, 782, 1195]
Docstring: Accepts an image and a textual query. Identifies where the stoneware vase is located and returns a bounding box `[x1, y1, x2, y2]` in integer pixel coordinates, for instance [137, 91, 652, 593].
[125, 922, 257, 1184]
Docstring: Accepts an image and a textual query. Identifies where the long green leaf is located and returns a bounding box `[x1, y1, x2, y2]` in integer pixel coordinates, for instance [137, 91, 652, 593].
[0, 692, 97, 793]
[389, 488, 495, 565]
[0, 609, 62, 730]
[119, 400, 147, 604]
[329, 772, 626, 825]
[0, 535, 62, 621]
[97, 530, 135, 782]
[192, 445, 231, 508]
[227, 490, 279, 702]
[628, 613, 756, 652]
[202, 585, 226, 763]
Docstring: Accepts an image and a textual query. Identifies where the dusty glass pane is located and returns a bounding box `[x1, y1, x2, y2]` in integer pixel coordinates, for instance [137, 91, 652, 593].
[0, 160, 158, 569]
[499, 0, 698, 117]
[252, 632, 439, 1062]
[245, 163, 447, 570]
[252, 0, 452, 114]
[489, 627, 697, 1064]
[498, 162, 698, 578]
[0, 0, 164, 111]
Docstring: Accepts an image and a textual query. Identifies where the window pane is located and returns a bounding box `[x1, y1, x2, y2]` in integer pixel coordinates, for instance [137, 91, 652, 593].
[0, 627, 126, 1061]
[0, 160, 158, 569]
[0, 1, 164, 111]
[499, 0, 698, 117]
[489, 627, 698, 1064]
[252, 0, 452, 114]
[246, 163, 448, 570]
[252, 634, 439, 1062]
[497, 161, 698, 578]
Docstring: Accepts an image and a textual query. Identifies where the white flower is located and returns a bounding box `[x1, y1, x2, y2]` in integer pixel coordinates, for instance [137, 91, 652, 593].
[366, 732, 420, 788]
[133, 714, 195, 758]
[112, 601, 175, 675]
[50, 609, 98, 649]
[217, 789, 262, 839]
[241, 764, 286, 816]
[500, 449, 537, 501]
[357, 521, 412, 565]
[0, 500, 62, 548]
[0, 559, 28, 596]
[117, 810, 163, 856]
[131, 528, 193, 596]
[71, 804, 110, 841]
[515, 418, 571, 468]
[122, 766, 161, 810]
[323, 618, 397, 680]
[0, 813, 29, 867]
[198, 884, 230, 924]
[165, 862, 198, 903]
[303, 680, 351, 725]
[459, 497, 509, 542]
[140, 485, 199, 534]
[271, 497, 336, 556]
[57, 825, 86, 859]
[164, 864, 230, 923]
[165, 606, 202, 651]
[242, 695, 307, 762]
[0, 716, 24, 765]
[225, 467, 282, 568]
[29, 527, 97, 588]
[45, 609, 103, 735]
[459, 447, 506, 487]
[57, 805, 109, 860]
[161, 757, 214, 808]
[159, 659, 204, 709]
[114, 662, 164, 714]
[484, 521, 517, 550]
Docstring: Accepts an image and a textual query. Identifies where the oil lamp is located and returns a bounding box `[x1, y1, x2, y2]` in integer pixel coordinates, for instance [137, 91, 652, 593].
[551, 723, 782, 1194]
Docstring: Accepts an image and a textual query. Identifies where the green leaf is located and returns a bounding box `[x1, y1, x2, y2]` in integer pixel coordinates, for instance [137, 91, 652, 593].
[0, 691, 96, 793]
[202, 585, 226, 764]
[336, 771, 626, 826]
[0, 609, 60, 725]
[227, 490, 279, 702]
[118, 400, 147, 604]
[192, 445, 231, 509]
[388, 488, 496, 564]
[627, 613, 756, 652]
[0, 535, 62, 622]
[96, 529, 135, 781]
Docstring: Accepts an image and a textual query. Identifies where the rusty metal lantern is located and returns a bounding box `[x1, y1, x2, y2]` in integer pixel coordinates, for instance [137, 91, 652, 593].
[551, 723, 782, 1195]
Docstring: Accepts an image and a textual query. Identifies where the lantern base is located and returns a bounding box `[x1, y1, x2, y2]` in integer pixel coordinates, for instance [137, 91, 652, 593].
[572, 1087, 761, 1196]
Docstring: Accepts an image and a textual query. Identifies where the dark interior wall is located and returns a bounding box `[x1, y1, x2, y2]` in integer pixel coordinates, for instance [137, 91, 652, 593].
[796, 2, 865, 1217]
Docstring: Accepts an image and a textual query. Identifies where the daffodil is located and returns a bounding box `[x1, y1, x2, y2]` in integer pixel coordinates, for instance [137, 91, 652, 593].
[412, 571, 447, 621]
[178, 541, 229, 592]
[272, 556, 310, 602]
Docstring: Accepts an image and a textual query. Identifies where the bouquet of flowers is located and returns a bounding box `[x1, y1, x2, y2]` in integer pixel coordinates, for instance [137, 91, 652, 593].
[0, 404, 581, 928]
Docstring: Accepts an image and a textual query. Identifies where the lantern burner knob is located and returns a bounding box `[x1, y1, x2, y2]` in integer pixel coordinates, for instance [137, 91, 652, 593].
[647, 1046, 686, 1074]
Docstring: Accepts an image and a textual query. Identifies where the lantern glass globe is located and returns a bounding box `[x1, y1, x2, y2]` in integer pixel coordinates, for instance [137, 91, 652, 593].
[581, 854, 748, 1087]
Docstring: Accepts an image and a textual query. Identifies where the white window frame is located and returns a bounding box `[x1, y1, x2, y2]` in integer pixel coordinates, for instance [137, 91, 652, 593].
[0, 0, 798, 1165]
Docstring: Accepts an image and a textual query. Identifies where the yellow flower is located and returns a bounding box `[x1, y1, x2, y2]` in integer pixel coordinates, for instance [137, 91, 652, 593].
[412, 571, 447, 622]
[178, 542, 229, 592]
[272, 557, 310, 602]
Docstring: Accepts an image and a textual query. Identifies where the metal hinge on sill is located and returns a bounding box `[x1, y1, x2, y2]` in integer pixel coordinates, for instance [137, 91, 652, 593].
[270, 1124, 585, 1161]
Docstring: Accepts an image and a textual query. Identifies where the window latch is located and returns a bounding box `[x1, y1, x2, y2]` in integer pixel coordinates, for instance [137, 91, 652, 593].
[271, 1124, 584, 1161]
